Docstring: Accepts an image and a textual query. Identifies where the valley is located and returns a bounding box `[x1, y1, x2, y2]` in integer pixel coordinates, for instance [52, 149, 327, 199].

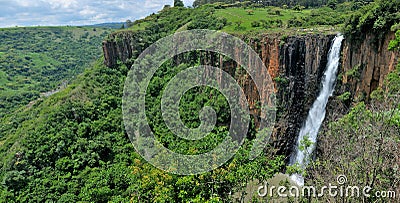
[0, 0, 399, 202]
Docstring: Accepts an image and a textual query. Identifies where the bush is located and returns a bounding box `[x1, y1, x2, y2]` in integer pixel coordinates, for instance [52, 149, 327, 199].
[251, 21, 260, 27]
[345, 64, 361, 79]
[389, 29, 400, 51]
[273, 76, 289, 84]
[292, 5, 305, 11]
[287, 17, 304, 27]
[337, 91, 351, 102]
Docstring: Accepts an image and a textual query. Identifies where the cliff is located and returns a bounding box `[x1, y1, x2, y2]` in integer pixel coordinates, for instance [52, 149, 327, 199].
[102, 31, 398, 160]
[102, 31, 144, 68]
[240, 35, 334, 157]
[341, 32, 399, 99]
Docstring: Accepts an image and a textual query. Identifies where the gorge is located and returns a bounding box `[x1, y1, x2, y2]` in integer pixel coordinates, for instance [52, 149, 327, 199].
[102, 31, 398, 160]
[1, 1, 399, 201]
[289, 34, 344, 186]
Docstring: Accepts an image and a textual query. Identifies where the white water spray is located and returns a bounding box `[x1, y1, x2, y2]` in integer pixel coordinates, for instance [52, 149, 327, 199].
[289, 34, 344, 186]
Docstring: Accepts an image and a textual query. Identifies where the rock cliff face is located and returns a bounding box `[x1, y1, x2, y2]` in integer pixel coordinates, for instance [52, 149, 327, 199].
[102, 31, 397, 160]
[251, 35, 334, 157]
[341, 32, 399, 99]
[102, 31, 143, 68]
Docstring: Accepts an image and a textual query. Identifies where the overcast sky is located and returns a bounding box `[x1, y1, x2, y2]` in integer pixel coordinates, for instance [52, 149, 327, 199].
[0, 0, 195, 27]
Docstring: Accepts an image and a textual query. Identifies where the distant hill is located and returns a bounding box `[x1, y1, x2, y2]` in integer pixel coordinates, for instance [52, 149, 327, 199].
[0, 26, 113, 117]
[192, 0, 373, 8]
[83, 22, 125, 29]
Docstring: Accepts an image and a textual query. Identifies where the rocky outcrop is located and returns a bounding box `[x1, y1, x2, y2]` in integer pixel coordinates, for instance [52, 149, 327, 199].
[102, 40, 118, 67]
[341, 32, 399, 99]
[102, 31, 143, 68]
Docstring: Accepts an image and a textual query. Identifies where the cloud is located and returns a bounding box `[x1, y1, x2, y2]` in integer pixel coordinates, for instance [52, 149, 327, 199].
[184, 0, 194, 7]
[0, 0, 185, 27]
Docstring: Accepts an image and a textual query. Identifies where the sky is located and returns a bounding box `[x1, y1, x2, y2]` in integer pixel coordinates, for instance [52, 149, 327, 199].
[0, 0, 195, 27]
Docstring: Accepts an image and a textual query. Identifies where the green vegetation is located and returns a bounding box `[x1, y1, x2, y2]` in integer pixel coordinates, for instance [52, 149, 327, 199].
[0, 26, 112, 117]
[0, 0, 399, 202]
[123, 0, 398, 37]
[345, 64, 361, 79]
[192, 0, 370, 8]
[337, 91, 352, 102]
[309, 87, 400, 201]
[124, 2, 357, 35]
[344, 0, 400, 39]
[0, 57, 285, 201]
[273, 76, 289, 84]
[213, 4, 355, 34]
[0, 14, 285, 201]
[389, 31, 400, 49]
[127, 6, 228, 33]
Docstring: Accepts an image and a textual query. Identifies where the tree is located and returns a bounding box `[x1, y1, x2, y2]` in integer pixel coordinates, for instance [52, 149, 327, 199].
[125, 20, 134, 28]
[174, 0, 184, 7]
[327, 0, 338, 9]
[234, 21, 243, 29]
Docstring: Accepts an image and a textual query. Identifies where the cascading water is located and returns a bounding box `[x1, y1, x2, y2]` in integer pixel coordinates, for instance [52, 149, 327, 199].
[289, 34, 344, 186]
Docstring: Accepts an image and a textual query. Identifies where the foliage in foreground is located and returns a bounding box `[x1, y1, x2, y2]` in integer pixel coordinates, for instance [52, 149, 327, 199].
[0, 57, 284, 202]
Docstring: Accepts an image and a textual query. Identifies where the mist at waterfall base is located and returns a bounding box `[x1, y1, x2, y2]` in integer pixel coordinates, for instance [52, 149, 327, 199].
[289, 34, 344, 186]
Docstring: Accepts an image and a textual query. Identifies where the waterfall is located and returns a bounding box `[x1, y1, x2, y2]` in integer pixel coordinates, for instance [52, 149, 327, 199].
[289, 34, 344, 186]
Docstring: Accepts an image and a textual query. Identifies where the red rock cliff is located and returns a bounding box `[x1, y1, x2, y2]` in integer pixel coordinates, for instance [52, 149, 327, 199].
[102, 31, 398, 160]
[341, 32, 399, 99]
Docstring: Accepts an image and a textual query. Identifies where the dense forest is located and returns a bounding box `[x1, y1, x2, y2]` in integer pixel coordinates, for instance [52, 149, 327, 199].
[0, 0, 399, 202]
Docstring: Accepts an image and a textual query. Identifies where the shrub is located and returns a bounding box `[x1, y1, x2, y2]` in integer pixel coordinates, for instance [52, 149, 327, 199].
[345, 64, 361, 79]
[287, 17, 304, 27]
[251, 21, 260, 27]
[337, 91, 351, 102]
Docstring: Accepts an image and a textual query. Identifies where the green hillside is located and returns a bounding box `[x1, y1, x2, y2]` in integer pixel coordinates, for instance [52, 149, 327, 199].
[128, 3, 354, 35]
[213, 6, 348, 34]
[192, 0, 373, 8]
[0, 58, 285, 202]
[0, 26, 112, 117]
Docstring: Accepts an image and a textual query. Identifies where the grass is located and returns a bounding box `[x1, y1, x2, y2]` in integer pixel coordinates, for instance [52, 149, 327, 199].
[129, 21, 151, 31]
[127, 5, 346, 36]
[214, 7, 343, 34]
